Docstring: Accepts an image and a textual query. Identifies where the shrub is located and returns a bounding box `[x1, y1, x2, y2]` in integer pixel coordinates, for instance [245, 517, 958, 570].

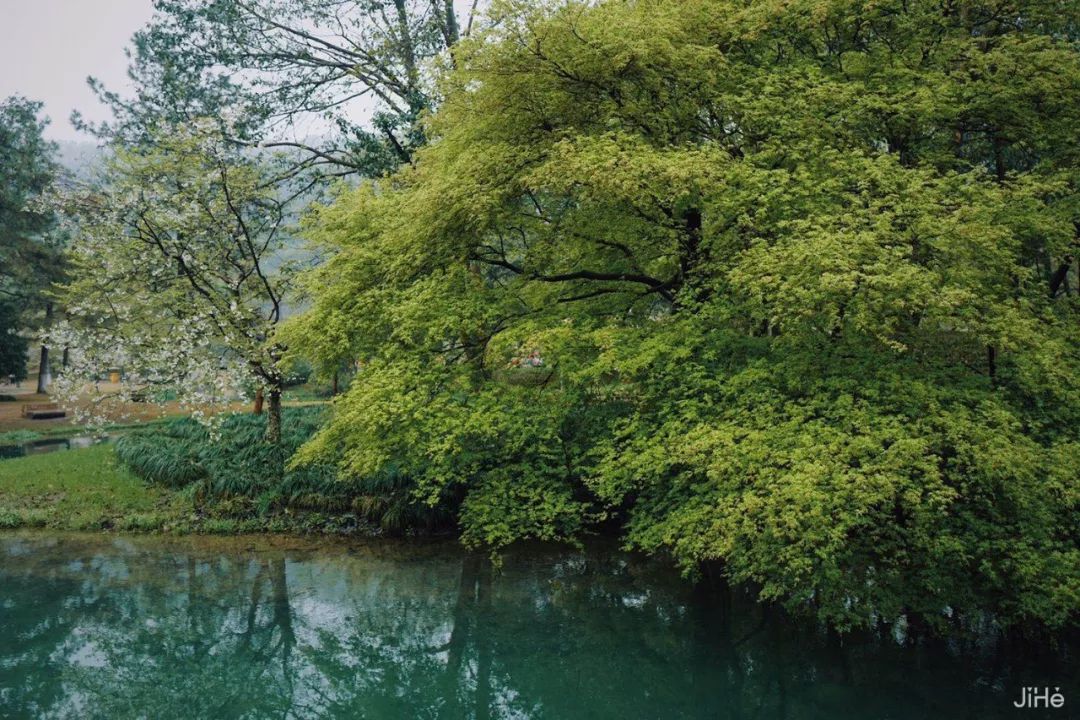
[282, 359, 313, 387]
[115, 430, 207, 487]
[116, 407, 443, 530]
[0, 430, 42, 444]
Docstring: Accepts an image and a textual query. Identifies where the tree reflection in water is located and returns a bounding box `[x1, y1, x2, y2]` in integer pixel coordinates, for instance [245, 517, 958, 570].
[0, 533, 1076, 720]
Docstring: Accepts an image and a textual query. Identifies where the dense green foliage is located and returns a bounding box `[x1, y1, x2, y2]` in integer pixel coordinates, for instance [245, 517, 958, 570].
[0, 96, 59, 289]
[0, 299, 29, 380]
[0, 96, 62, 382]
[117, 407, 448, 529]
[288, 0, 1080, 630]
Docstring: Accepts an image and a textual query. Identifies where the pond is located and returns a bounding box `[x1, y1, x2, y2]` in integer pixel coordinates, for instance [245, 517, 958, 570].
[0, 435, 112, 461]
[0, 532, 1075, 719]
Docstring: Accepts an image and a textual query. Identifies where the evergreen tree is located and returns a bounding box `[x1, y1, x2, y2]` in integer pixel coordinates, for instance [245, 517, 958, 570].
[0, 96, 63, 392]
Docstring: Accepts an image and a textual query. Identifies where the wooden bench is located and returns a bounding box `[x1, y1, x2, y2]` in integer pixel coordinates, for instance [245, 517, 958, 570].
[21, 403, 67, 420]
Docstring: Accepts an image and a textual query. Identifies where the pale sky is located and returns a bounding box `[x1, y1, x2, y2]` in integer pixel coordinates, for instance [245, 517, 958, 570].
[0, 0, 154, 141]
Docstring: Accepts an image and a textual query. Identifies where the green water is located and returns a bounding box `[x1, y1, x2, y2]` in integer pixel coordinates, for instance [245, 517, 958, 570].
[0, 533, 1075, 719]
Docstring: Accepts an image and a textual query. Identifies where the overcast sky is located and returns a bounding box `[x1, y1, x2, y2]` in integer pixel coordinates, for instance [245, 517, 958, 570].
[0, 0, 154, 141]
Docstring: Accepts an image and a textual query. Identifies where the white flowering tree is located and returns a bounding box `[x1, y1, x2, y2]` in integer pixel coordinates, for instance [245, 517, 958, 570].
[50, 122, 297, 444]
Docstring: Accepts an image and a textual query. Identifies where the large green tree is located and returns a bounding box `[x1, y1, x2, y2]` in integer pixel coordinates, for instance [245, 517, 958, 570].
[82, 0, 490, 178]
[0, 299, 30, 382]
[290, 0, 1080, 631]
[0, 96, 63, 390]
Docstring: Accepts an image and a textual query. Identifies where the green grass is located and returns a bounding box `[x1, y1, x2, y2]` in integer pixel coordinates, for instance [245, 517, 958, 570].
[0, 443, 382, 536]
[0, 430, 43, 444]
[0, 444, 188, 531]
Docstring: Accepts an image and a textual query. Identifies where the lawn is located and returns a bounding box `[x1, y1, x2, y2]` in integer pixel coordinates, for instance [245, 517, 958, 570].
[0, 444, 188, 531]
[0, 442, 374, 536]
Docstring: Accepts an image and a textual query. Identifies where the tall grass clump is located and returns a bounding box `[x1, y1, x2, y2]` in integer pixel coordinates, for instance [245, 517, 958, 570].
[118, 407, 330, 507]
[116, 407, 448, 530]
[114, 428, 207, 487]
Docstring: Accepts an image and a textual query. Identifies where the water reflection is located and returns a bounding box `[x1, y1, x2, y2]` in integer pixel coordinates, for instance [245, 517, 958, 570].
[0, 533, 1075, 719]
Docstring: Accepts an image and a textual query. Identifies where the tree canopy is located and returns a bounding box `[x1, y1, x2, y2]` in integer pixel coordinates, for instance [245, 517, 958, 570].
[51, 122, 298, 442]
[82, 0, 489, 178]
[287, 0, 1080, 630]
[0, 96, 63, 385]
[0, 97, 59, 288]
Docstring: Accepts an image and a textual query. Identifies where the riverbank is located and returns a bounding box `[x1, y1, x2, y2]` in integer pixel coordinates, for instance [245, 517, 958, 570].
[0, 444, 377, 535]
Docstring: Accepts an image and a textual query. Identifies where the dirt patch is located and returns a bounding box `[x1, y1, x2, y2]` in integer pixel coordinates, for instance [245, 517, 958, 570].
[0, 394, 69, 433]
[0, 389, 253, 434]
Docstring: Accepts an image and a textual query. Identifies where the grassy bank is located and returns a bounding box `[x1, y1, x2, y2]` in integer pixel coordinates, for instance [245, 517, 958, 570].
[0, 444, 378, 535]
[0, 444, 186, 531]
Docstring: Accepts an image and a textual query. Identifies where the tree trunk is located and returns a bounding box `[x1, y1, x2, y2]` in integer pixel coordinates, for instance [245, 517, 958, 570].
[253, 387, 264, 414]
[992, 133, 1007, 183]
[474, 559, 493, 720]
[393, 0, 420, 92]
[1050, 258, 1072, 297]
[443, 0, 459, 46]
[680, 207, 703, 279]
[332, 370, 339, 396]
[36, 303, 53, 394]
[269, 558, 295, 666]
[36, 345, 50, 394]
[266, 386, 282, 445]
[673, 207, 705, 308]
